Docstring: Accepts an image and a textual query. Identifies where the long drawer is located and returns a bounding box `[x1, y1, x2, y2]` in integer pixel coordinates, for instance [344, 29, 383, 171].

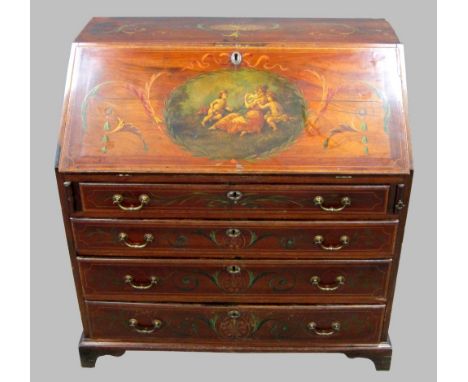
[77, 183, 392, 219]
[78, 258, 391, 303]
[86, 302, 385, 345]
[71, 219, 398, 259]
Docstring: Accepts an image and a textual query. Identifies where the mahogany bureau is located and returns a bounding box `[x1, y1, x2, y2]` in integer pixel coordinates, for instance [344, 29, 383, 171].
[55, 17, 412, 371]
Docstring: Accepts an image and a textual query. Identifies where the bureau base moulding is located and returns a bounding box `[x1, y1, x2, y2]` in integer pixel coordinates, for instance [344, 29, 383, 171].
[78, 334, 393, 371]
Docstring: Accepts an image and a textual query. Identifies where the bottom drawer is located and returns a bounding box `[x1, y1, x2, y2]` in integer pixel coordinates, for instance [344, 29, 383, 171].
[86, 302, 385, 346]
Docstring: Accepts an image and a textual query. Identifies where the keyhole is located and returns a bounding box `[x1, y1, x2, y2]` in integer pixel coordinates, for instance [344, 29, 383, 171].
[227, 190, 243, 202]
[227, 265, 241, 274]
[226, 228, 241, 238]
[231, 51, 242, 65]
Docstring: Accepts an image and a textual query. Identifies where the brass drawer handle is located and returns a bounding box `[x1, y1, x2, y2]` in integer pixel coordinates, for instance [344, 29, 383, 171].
[227, 190, 243, 203]
[124, 275, 159, 290]
[226, 228, 241, 238]
[118, 232, 154, 248]
[313, 196, 351, 212]
[226, 265, 241, 274]
[310, 275, 345, 291]
[307, 321, 341, 336]
[313, 235, 349, 251]
[112, 193, 150, 211]
[128, 318, 162, 334]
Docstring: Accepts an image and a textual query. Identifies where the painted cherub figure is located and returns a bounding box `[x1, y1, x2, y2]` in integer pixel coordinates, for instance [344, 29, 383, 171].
[247, 85, 268, 108]
[201, 90, 232, 127]
[258, 91, 290, 131]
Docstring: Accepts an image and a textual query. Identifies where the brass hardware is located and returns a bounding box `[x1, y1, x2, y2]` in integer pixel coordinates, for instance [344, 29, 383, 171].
[230, 51, 242, 65]
[112, 193, 150, 211]
[310, 275, 345, 291]
[124, 275, 159, 290]
[128, 318, 162, 334]
[227, 190, 243, 203]
[313, 196, 351, 212]
[226, 265, 241, 274]
[313, 235, 349, 251]
[226, 228, 241, 238]
[118, 232, 154, 248]
[227, 310, 241, 319]
[395, 199, 406, 211]
[307, 321, 341, 336]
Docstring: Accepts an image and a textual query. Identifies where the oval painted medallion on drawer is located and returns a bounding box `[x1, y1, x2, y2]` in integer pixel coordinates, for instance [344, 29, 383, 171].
[165, 69, 307, 160]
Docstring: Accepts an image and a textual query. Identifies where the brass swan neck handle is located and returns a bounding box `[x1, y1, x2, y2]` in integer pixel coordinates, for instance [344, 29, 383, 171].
[313, 196, 351, 212]
[118, 232, 154, 248]
[113, 193, 150, 211]
[128, 318, 162, 334]
[313, 235, 349, 251]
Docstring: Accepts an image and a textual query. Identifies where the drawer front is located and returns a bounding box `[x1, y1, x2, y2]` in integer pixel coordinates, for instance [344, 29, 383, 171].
[87, 302, 385, 345]
[79, 258, 391, 303]
[78, 183, 391, 219]
[72, 219, 398, 258]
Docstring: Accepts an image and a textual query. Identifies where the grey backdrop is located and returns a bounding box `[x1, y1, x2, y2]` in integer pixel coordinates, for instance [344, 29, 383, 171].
[31, 1, 436, 381]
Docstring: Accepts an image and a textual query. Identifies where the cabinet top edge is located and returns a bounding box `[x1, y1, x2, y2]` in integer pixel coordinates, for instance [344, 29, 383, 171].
[75, 17, 400, 45]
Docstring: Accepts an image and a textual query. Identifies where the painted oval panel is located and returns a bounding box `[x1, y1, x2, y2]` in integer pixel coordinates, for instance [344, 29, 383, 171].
[165, 69, 307, 160]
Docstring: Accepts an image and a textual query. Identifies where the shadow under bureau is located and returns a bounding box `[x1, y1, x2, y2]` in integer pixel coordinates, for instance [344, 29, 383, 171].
[56, 17, 412, 370]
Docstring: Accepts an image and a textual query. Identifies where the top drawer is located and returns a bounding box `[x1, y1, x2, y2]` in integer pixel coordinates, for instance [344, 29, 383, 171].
[77, 183, 391, 219]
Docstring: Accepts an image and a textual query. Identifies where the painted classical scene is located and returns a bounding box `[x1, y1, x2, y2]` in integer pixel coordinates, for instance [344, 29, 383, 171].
[76, 52, 395, 171]
[165, 69, 307, 160]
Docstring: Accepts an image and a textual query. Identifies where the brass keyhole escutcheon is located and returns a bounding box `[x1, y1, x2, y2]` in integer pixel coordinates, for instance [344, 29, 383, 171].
[230, 51, 242, 65]
[227, 310, 241, 319]
[226, 228, 241, 238]
[227, 190, 243, 202]
[227, 265, 241, 274]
